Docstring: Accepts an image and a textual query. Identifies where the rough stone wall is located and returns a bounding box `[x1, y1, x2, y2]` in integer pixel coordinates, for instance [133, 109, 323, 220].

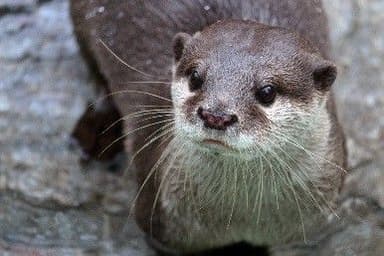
[0, 0, 383, 255]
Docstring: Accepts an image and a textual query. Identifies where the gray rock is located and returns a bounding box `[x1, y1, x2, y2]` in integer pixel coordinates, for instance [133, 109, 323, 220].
[324, 0, 384, 166]
[341, 158, 384, 208]
[273, 198, 384, 256]
[0, 0, 153, 255]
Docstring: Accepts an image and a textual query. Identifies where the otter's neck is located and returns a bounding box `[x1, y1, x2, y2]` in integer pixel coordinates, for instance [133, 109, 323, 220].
[158, 137, 333, 249]
[160, 135, 333, 220]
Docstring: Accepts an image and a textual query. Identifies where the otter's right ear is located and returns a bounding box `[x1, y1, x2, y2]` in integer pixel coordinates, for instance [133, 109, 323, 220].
[173, 32, 192, 62]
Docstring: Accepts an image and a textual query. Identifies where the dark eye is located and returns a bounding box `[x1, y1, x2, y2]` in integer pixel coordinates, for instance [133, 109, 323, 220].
[256, 85, 276, 105]
[189, 70, 204, 91]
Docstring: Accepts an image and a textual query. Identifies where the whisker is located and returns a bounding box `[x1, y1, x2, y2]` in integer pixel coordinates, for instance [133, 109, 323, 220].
[150, 139, 186, 234]
[98, 39, 158, 79]
[265, 132, 339, 217]
[89, 90, 172, 110]
[255, 146, 266, 223]
[287, 173, 307, 243]
[241, 165, 250, 210]
[270, 160, 280, 210]
[98, 118, 174, 157]
[121, 81, 171, 85]
[156, 131, 175, 150]
[127, 137, 176, 220]
[264, 135, 329, 214]
[135, 114, 174, 125]
[227, 161, 238, 229]
[101, 110, 174, 135]
[255, 137, 308, 240]
[270, 128, 348, 174]
[144, 121, 175, 142]
[106, 90, 172, 103]
[130, 104, 173, 109]
[129, 124, 175, 166]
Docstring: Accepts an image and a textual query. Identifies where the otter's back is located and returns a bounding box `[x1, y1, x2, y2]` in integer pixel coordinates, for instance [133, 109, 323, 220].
[71, 0, 331, 94]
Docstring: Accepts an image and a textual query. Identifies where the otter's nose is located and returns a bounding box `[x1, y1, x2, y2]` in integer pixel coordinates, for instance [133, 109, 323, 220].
[197, 107, 238, 131]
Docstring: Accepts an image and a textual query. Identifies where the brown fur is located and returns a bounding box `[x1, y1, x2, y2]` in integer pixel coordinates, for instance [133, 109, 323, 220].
[70, 0, 346, 253]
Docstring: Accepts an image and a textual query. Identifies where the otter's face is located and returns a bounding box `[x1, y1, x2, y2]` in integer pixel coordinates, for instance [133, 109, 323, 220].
[171, 21, 336, 156]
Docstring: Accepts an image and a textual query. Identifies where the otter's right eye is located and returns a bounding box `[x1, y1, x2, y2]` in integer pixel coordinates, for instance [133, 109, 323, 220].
[189, 70, 204, 91]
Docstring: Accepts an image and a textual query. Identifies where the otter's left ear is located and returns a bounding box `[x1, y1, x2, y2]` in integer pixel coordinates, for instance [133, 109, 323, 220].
[173, 32, 192, 62]
[313, 60, 337, 91]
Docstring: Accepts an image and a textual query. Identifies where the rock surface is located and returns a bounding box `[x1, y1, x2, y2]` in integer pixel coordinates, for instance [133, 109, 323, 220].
[0, 0, 383, 255]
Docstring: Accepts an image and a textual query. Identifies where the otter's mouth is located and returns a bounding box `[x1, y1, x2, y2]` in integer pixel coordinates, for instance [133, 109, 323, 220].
[201, 139, 231, 149]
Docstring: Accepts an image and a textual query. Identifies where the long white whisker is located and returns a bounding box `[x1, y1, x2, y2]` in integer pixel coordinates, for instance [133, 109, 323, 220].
[129, 124, 175, 166]
[270, 128, 347, 174]
[91, 90, 172, 108]
[98, 39, 158, 79]
[102, 110, 174, 135]
[150, 139, 187, 234]
[127, 137, 176, 219]
[227, 161, 238, 229]
[99, 118, 174, 157]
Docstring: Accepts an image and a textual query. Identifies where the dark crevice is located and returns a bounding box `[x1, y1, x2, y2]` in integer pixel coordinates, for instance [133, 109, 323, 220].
[0, 6, 34, 16]
[37, 0, 54, 4]
[0, 0, 54, 17]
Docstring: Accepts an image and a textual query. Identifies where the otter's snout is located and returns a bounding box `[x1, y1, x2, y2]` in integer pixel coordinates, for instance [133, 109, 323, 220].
[197, 107, 238, 131]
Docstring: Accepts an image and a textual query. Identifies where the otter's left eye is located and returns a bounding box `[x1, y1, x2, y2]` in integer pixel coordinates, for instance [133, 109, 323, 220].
[189, 70, 204, 91]
[256, 85, 276, 105]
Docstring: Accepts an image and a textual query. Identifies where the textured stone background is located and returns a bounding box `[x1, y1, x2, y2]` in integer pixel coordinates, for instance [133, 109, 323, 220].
[0, 0, 383, 255]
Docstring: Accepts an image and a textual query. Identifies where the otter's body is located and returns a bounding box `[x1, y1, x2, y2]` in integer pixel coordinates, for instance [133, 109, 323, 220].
[71, 0, 346, 253]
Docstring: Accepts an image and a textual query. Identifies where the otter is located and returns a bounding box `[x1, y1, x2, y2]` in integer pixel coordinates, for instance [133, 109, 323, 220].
[70, 0, 346, 254]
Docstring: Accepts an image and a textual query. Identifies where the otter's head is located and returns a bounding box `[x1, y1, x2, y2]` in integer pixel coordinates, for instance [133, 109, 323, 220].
[171, 20, 336, 158]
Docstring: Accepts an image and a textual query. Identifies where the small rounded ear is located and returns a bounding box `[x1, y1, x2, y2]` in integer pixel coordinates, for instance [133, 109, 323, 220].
[173, 32, 192, 62]
[313, 60, 337, 91]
